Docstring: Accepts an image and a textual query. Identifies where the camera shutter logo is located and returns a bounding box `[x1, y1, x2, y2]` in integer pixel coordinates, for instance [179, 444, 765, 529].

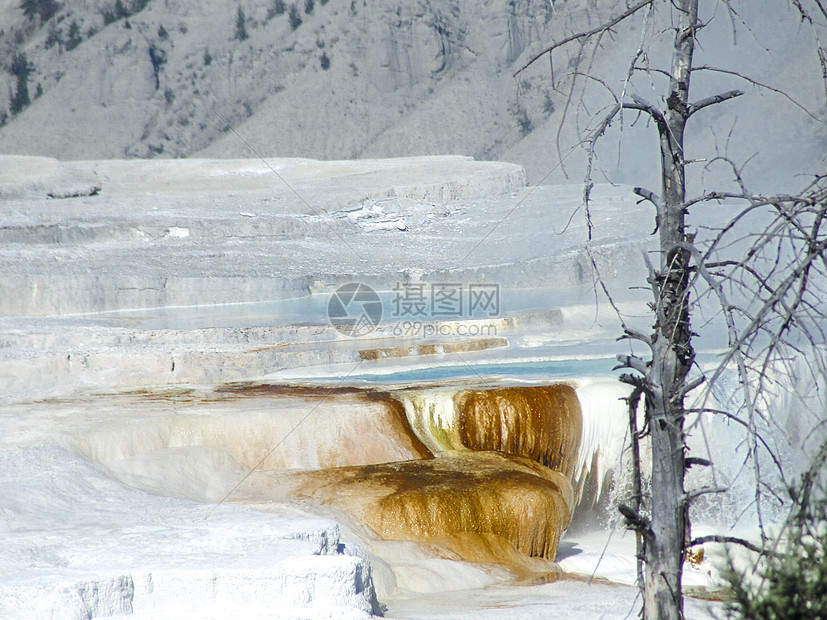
[328, 283, 382, 336]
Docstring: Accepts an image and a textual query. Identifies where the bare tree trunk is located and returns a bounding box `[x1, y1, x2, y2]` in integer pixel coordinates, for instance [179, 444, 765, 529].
[520, 1, 827, 617]
[643, 1, 698, 617]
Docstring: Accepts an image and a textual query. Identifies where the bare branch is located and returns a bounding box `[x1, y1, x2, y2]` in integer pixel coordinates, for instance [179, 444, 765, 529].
[686, 408, 788, 481]
[628, 94, 667, 126]
[703, 229, 827, 391]
[619, 328, 654, 348]
[688, 535, 773, 556]
[624, 384, 646, 592]
[514, 0, 657, 76]
[680, 374, 705, 397]
[619, 503, 653, 539]
[812, 0, 827, 21]
[633, 186, 662, 210]
[692, 65, 821, 120]
[685, 456, 711, 468]
[686, 486, 728, 501]
[790, 0, 827, 98]
[633, 64, 673, 80]
[687, 89, 743, 116]
[616, 353, 650, 375]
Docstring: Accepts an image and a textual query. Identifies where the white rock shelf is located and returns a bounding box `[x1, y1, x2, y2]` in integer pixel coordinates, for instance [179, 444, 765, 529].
[0, 155, 670, 618]
[0, 445, 377, 619]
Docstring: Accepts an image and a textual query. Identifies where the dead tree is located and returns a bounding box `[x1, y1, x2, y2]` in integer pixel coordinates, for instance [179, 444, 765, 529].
[518, 1, 827, 618]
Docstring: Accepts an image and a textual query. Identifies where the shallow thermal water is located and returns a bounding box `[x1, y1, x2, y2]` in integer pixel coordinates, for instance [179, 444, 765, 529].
[322, 357, 617, 384]
[78, 286, 588, 330]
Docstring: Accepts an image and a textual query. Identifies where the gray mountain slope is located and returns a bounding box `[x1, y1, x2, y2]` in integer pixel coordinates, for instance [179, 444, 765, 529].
[0, 0, 824, 190]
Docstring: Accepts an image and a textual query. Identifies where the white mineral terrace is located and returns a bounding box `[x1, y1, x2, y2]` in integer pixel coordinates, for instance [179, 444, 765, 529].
[1, 155, 740, 618]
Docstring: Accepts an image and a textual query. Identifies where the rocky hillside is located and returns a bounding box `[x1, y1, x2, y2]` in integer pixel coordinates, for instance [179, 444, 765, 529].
[0, 0, 824, 188]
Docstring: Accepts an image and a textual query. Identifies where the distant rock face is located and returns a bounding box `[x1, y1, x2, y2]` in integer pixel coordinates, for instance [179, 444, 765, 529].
[0, 0, 824, 188]
[0, 0, 562, 164]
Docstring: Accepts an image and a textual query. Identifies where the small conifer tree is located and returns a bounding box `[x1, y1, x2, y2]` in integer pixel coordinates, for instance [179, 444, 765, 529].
[234, 6, 248, 41]
[288, 3, 302, 30]
[9, 53, 32, 115]
[724, 441, 827, 619]
[20, 0, 58, 23]
[66, 20, 82, 50]
[267, 0, 286, 19]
